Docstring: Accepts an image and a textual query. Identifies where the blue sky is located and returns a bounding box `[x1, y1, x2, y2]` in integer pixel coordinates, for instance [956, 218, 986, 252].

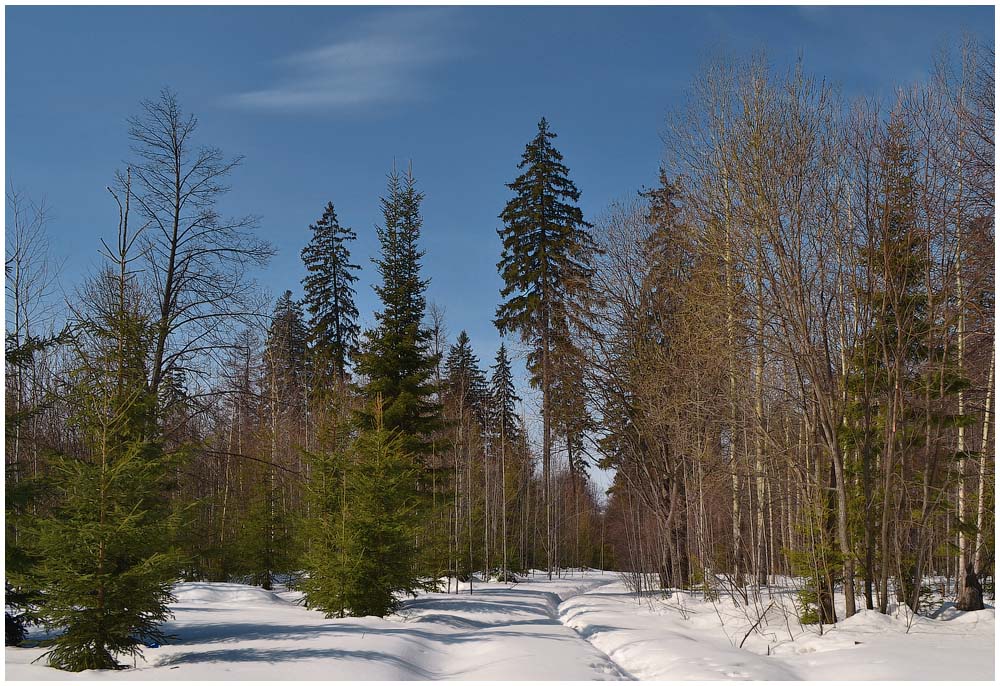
[5, 5, 993, 477]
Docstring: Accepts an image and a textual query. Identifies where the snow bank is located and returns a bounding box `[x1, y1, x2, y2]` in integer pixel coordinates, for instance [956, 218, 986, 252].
[171, 582, 292, 607]
[561, 578, 995, 681]
[560, 588, 798, 679]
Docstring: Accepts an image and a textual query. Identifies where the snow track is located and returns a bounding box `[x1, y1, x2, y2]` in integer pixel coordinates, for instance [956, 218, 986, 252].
[6, 575, 632, 680]
[394, 576, 631, 680]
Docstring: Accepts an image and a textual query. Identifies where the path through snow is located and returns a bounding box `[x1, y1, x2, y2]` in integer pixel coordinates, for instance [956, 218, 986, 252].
[6, 574, 631, 680]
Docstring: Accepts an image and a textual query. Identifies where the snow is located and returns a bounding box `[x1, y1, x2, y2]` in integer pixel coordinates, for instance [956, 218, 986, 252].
[560, 587, 798, 680]
[5, 571, 993, 680]
[561, 577, 995, 681]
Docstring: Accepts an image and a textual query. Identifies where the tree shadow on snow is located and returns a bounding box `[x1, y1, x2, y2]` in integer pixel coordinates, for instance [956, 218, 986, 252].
[164, 621, 578, 648]
[398, 597, 551, 617]
[156, 647, 436, 678]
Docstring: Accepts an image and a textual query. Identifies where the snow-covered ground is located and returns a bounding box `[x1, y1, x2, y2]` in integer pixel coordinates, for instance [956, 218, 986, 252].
[5, 571, 994, 680]
[560, 577, 995, 680]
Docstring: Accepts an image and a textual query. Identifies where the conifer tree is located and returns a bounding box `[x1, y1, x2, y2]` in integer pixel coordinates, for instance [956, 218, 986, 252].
[354, 165, 441, 455]
[445, 331, 489, 427]
[841, 114, 961, 615]
[303, 398, 427, 617]
[347, 164, 444, 601]
[266, 291, 309, 387]
[345, 401, 428, 616]
[300, 416, 353, 618]
[301, 202, 360, 388]
[232, 473, 298, 590]
[5, 331, 66, 645]
[495, 118, 595, 576]
[489, 343, 522, 447]
[489, 343, 522, 579]
[29, 187, 182, 670]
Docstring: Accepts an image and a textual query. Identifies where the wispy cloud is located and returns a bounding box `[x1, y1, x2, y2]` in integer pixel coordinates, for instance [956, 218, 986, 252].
[228, 9, 463, 111]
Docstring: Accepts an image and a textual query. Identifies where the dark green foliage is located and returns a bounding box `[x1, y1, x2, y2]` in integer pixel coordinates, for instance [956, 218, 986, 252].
[794, 587, 822, 626]
[5, 472, 41, 646]
[266, 291, 309, 388]
[488, 343, 522, 446]
[843, 115, 931, 409]
[445, 331, 489, 426]
[353, 166, 441, 456]
[308, 165, 440, 619]
[301, 202, 360, 387]
[838, 115, 972, 614]
[239, 291, 310, 590]
[785, 497, 842, 626]
[6, 600, 29, 646]
[338, 426, 430, 616]
[495, 117, 595, 378]
[170, 498, 225, 583]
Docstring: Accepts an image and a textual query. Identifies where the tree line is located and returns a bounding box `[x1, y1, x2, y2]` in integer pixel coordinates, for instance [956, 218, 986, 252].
[5, 38, 995, 671]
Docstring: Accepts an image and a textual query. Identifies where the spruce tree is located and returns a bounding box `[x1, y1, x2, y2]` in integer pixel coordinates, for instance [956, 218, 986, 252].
[353, 165, 441, 455]
[335, 164, 443, 610]
[495, 118, 595, 576]
[300, 417, 353, 618]
[303, 399, 427, 618]
[232, 473, 298, 591]
[489, 343, 522, 579]
[445, 331, 489, 427]
[266, 291, 309, 388]
[30, 265, 181, 671]
[489, 344, 522, 446]
[301, 202, 360, 388]
[841, 114, 958, 615]
[346, 402, 428, 616]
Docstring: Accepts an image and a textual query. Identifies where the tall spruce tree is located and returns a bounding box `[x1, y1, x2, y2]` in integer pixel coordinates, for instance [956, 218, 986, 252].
[495, 118, 595, 576]
[840, 114, 956, 616]
[301, 202, 360, 388]
[353, 165, 441, 454]
[344, 164, 443, 607]
[489, 343, 522, 579]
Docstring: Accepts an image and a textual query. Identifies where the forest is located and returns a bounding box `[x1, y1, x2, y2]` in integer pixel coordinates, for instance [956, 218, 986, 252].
[4, 40, 995, 672]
